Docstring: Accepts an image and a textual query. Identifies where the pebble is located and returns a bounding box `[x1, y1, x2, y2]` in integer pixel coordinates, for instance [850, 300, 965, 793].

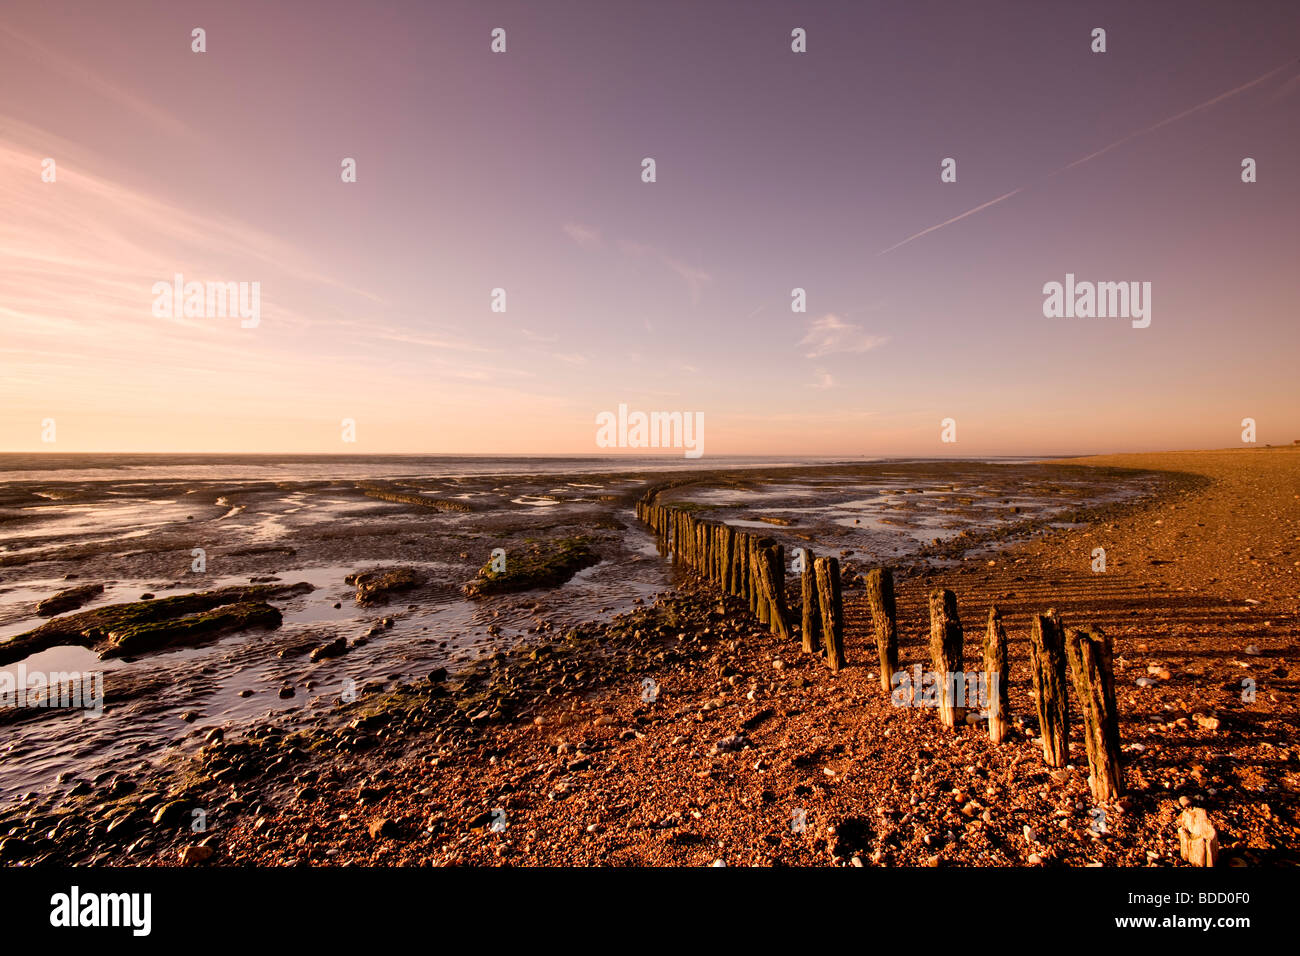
[180, 844, 215, 865]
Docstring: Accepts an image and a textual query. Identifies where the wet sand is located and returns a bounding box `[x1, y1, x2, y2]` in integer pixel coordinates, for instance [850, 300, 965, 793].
[1, 450, 1295, 866]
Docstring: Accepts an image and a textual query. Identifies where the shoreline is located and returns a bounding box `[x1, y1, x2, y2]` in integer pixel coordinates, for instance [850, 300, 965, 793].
[1, 449, 1296, 866]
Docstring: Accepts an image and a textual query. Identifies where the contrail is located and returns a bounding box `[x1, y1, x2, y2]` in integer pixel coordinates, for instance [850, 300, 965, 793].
[878, 60, 1297, 255]
[877, 187, 1025, 255]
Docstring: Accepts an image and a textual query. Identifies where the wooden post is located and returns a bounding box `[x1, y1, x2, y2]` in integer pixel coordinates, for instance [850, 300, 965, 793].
[927, 589, 965, 729]
[717, 524, 728, 585]
[742, 532, 753, 602]
[730, 530, 743, 596]
[1029, 611, 1070, 767]
[718, 524, 728, 590]
[814, 557, 845, 672]
[770, 543, 787, 632]
[800, 548, 819, 653]
[1065, 626, 1124, 801]
[751, 538, 767, 622]
[707, 522, 716, 580]
[865, 568, 898, 692]
[984, 605, 1010, 744]
[758, 544, 791, 640]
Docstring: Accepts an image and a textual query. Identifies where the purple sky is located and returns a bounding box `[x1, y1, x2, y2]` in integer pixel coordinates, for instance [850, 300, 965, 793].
[2, 0, 1298, 454]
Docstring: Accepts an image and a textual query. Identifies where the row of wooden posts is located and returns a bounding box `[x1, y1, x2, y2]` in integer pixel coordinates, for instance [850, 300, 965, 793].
[635, 494, 1125, 803]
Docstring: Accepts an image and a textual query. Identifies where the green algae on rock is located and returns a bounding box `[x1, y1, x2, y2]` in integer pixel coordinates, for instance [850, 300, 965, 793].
[345, 567, 425, 606]
[462, 537, 599, 597]
[102, 601, 283, 657]
[357, 485, 473, 513]
[35, 583, 105, 616]
[0, 582, 312, 664]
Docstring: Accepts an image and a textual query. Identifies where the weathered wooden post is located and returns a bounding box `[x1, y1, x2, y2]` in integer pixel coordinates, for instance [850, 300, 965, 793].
[717, 524, 728, 585]
[799, 548, 819, 653]
[814, 556, 845, 672]
[738, 532, 751, 604]
[1029, 610, 1070, 767]
[707, 522, 715, 582]
[758, 543, 791, 640]
[730, 530, 743, 597]
[718, 524, 728, 589]
[1065, 626, 1124, 801]
[865, 568, 898, 692]
[928, 589, 965, 729]
[984, 605, 1011, 744]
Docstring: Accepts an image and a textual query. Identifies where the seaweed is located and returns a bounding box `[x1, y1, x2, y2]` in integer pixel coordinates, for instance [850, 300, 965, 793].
[462, 537, 599, 597]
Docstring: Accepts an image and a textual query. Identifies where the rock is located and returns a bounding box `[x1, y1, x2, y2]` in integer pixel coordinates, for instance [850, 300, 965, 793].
[36, 583, 104, 616]
[278, 684, 295, 699]
[180, 844, 215, 865]
[368, 817, 401, 840]
[710, 734, 748, 755]
[152, 801, 189, 827]
[1178, 808, 1219, 867]
[310, 637, 348, 662]
[346, 568, 424, 606]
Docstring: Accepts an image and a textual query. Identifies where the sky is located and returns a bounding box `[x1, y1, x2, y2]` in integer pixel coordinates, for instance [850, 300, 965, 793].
[1, 0, 1298, 456]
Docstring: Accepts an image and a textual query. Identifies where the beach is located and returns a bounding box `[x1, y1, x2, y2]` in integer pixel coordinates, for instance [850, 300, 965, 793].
[0, 449, 1296, 866]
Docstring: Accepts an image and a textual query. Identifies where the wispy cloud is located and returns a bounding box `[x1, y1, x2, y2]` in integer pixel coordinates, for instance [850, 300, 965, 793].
[799, 314, 887, 359]
[807, 369, 836, 390]
[0, 23, 194, 140]
[562, 222, 712, 304]
[614, 239, 713, 305]
[562, 222, 603, 250]
[549, 352, 588, 365]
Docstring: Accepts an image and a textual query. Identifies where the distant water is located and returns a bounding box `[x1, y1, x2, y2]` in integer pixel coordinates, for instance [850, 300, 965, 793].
[0, 454, 1058, 484]
[0, 454, 1053, 484]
